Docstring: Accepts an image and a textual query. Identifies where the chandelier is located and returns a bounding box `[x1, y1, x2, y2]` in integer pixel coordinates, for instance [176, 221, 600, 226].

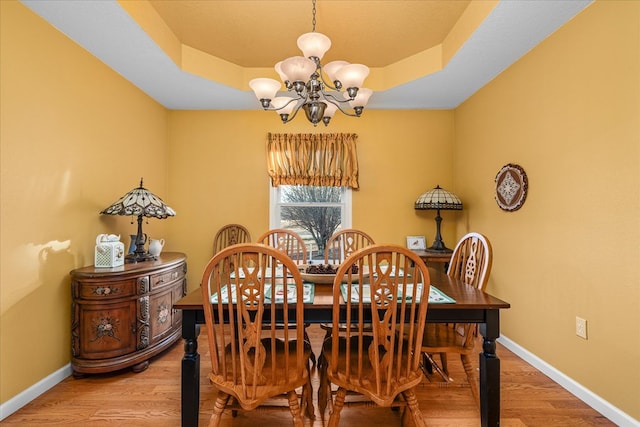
[249, 0, 372, 127]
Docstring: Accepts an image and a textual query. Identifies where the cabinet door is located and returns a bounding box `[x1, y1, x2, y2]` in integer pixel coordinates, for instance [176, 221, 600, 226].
[148, 287, 174, 344]
[78, 301, 137, 359]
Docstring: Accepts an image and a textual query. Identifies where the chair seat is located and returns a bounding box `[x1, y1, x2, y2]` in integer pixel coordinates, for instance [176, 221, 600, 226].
[214, 339, 313, 387]
[421, 323, 475, 354]
[321, 335, 423, 407]
[266, 323, 316, 365]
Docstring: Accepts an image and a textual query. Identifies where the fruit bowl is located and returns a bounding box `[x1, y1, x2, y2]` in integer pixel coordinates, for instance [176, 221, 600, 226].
[298, 264, 368, 284]
[299, 272, 338, 284]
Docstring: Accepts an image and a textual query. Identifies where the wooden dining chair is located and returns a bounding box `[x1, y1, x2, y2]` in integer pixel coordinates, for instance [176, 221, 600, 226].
[319, 228, 376, 342]
[257, 229, 307, 265]
[257, 228, 315, 365]
[318, 245, 430, 426]
[420, 232, 493, 405]
[212, 223, 251, 254]
[323, 228, 375, 265]
[200, 243, 315, 426]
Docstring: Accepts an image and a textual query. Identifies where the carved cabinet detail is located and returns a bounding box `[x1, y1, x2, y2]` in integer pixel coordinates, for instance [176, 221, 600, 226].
[70, 252, 186, 376]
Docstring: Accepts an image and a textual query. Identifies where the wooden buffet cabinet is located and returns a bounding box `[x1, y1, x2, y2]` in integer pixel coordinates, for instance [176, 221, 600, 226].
[70, 252, 187, 377]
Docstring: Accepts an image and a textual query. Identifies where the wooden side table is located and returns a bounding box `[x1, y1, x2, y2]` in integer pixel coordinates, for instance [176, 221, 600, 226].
[70, 252, 187, 376]
[412, 250, 452, 271]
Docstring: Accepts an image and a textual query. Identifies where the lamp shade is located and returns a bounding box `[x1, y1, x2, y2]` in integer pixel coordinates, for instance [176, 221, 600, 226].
[297, 32, 331, 60]
[280, 56, 317, 82]
[323, 60, 348, 83]
[334, 63, 369, 89]
[415, 185, 463, 210]
[274, 61, 289, 83]
[249, 78, 281, 101]
[271, 96, 297, 114]
[322, 101, 338, 118]
[101, 180, 176, 218]
[348, 88, 373, 108]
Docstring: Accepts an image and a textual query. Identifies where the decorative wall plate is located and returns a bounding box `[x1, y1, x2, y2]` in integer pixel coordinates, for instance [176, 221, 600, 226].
[495, 163, 528, 211]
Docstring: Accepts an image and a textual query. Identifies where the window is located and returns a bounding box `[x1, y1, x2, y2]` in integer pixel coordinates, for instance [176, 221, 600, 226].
[270, 185, 352, 260]
[265, 133, 358, 260]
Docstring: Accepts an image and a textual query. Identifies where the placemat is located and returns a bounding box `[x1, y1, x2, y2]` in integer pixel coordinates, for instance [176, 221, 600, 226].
[340, 283, 455, 304]
[210, 283, 314, 304]
[266, 283, 314, 303]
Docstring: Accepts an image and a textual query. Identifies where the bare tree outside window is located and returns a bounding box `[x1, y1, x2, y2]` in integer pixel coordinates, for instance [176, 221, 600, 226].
[280, 186, 342, 253]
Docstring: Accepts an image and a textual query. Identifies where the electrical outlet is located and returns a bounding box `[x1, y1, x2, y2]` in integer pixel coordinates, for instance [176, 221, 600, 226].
[576, 317, 588, 339]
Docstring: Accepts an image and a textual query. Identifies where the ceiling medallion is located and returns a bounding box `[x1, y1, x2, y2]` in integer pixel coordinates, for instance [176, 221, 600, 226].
[248, 0, 371, 127]
[495, 164, 528, 212]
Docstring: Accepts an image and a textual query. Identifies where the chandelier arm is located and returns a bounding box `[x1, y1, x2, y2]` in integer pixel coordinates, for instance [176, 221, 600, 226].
[322, 92, 353, 105]
[322, 96, 361, 117]
[260, 96, 302, 112]
[315, 64, 341, 91]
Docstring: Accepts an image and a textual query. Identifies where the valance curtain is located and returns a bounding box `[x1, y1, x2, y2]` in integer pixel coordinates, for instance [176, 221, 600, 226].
[266, 133, 359, 189]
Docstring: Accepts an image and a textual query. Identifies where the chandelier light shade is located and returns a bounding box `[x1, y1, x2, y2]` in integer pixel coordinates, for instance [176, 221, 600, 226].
[297, 32, 331, 59]
[415, 185, 463, 253]
[249, 78, 281, 101]
[249, 0, 372, 127]
[100, 178, 176, 263]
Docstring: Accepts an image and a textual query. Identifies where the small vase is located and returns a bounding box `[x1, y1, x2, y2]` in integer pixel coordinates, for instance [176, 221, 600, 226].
[128, 233, 148, 254]
[149, 238, 165, 257]
[128, 235, 137, 254]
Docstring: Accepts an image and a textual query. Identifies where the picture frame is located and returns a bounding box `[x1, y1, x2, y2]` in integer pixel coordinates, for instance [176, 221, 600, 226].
[406, 235, 426, 250]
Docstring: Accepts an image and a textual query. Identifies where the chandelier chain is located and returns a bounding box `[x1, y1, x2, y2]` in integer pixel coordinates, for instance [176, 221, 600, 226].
[312, 0, 316, 32]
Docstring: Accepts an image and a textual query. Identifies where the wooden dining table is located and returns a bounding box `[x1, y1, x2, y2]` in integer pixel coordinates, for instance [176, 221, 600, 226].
[173, 267, 510, 427]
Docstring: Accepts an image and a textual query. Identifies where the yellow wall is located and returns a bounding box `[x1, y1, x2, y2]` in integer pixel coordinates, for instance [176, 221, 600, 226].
[453, 0, 639, 419]
[0, 1, 170, 402]
[2, 0, 638, 422]
[166, 109, 456, 294]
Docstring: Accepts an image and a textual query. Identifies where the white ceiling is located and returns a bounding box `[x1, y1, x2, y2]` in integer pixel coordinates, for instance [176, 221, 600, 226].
[21, 0, 592, 111]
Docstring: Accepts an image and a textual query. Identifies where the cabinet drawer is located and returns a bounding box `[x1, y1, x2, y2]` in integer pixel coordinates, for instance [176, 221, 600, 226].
[150, 266, 184, 290]
[76, 279, 137, 299]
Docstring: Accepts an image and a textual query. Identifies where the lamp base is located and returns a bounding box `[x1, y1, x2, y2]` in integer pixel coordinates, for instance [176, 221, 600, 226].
[425, 208, 454, 254]
[125, 252, 157, 263]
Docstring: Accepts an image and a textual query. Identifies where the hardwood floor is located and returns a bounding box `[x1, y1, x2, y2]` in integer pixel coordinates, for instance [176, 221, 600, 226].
[3, 325, 613, 426]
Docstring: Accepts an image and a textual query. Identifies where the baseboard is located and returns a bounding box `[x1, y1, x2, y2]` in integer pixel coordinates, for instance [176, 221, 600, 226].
[498, 336, 639, 427]
[0, 363, 72, 421]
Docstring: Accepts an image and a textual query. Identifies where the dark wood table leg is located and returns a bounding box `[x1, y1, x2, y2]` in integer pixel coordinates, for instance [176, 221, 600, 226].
[479, 309, 500, 427]
[181, 310, 200, 427]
